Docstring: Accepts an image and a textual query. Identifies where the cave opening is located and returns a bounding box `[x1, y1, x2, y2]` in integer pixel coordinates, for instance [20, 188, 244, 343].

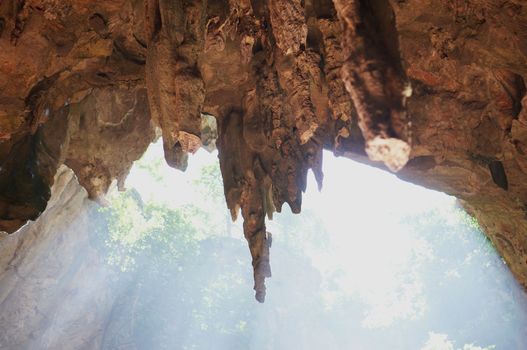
[1, 0, 527, 348]
[9, 140, 521, 350]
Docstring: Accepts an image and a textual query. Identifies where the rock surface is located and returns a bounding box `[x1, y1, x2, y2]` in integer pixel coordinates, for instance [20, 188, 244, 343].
[1, 0, 527, 301]
[0, 166, 115, 349]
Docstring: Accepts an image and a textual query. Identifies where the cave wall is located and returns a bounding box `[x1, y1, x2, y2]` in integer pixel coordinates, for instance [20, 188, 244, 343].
[0, 166, 148, 349]
[0, 167, 114, 349]
[0, 0, 527, 301]
[393, 0, 527, 286]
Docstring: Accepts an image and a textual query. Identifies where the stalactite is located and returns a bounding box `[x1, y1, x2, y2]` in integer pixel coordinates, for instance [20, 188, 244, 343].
[269, 0, 319, 144]
[332, 0, 411, 171]
[145, 0, 207, 170]
[217, 111, 272, 302]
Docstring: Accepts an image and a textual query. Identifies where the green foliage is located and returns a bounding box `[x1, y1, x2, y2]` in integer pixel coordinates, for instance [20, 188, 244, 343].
[97, 189, 201, 272]
[135, 155, 165, 182]
[92, 147, 519, 349]
[94, 161, 256, 349]
[399, 207, 515, 348]
[192, 163, 224, 204]
[271, 206, 329, 254]
[455, 207, 481, 231]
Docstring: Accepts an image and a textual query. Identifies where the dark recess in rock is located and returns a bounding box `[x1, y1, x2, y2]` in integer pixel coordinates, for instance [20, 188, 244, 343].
[89, 13, 108, 36]
[0, 17, 5, 38]
[489, 160, 508, 191]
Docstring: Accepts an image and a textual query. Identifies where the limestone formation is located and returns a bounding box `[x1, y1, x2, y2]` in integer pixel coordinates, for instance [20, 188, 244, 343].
[1, 0, 527, 301]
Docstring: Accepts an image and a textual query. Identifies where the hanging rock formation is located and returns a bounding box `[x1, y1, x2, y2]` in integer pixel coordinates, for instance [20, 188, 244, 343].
[1, 0, 527, 301]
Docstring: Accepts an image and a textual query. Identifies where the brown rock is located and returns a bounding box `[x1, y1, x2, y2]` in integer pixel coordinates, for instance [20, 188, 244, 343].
[1, 0, 527, 301]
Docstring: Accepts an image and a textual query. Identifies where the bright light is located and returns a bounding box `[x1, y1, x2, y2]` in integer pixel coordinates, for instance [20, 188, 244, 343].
[122, 142, 527, 349]
[3, 141, 525, 349]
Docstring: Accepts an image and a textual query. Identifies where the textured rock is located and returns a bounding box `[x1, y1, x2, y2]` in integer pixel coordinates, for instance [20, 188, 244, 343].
[390, 0, 527, 289]
[0, 0, 154, 231]
[333, 0, 411, 171]
[0, 166, 116, 349]
[1, 0, 527, 301]
[145, 0, 206, 165]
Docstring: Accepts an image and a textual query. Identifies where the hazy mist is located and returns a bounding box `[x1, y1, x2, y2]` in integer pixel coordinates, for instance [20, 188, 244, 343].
[2, 142, 526, 349]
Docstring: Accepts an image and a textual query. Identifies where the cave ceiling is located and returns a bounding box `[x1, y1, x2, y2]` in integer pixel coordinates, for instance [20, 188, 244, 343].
[0, 0, 526, 301]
